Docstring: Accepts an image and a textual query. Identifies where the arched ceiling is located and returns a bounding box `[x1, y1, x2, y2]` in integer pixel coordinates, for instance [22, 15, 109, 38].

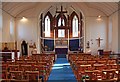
[2, 2, 119, 18]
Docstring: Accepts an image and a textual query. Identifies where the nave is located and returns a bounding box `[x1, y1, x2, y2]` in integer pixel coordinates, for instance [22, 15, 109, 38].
[1, 53, 77, 82]
[1, 1, 120, 82]
[1, 54, 55, 82]
[47, 58, 77, 82]
[1, 52, 120, 82]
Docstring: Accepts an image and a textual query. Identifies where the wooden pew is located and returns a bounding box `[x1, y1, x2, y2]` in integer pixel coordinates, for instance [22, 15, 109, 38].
[69, 53, 119, 81]
[2, 53, 54, 82]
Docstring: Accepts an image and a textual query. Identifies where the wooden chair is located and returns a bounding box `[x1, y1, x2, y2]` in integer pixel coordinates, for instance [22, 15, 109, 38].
[102, 69, 116, 80]
[20, 65, 32, 71]
[93, 64, 106, 71]
[10, 71, 23, 80]
[87, 60, 96, 65]
[8, 65, 19, 71]
[25, 71, 41, 82]
[91, 70, 103, 80]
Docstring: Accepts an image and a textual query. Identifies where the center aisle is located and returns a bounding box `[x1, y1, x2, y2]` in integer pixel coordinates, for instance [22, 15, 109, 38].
[47, 58, 77, 82]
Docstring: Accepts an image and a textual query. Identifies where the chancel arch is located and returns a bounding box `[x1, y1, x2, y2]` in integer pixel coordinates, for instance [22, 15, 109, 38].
[40, 5, 84, 53]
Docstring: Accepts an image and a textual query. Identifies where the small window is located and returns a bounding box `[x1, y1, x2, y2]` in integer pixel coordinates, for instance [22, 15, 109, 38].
[58, 29, 65, 37]
[10, 19, 14, 35]
[45, 16, 50, 37]
[58, 17, 65, 26]
[72, 15, 78, 37]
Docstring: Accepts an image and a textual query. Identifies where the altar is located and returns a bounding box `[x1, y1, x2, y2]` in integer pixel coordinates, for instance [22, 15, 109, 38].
[55, 38, 68, 54]
[55, 47, 68, 54]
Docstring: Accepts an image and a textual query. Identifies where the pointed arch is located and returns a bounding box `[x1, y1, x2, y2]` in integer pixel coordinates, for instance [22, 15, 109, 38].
[70, 11, 79, 37]
[57, 14, 67, 27]
[72, 15, 78, 37]
[44, 11, 53, 37]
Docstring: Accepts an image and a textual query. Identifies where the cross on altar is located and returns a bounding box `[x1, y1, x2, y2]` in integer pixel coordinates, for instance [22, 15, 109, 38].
[56, 6, 67, 26]
[96, 37, 103, 47]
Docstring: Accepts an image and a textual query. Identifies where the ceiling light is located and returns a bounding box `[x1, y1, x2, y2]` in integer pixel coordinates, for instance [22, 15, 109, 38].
[21, 16, 28, 22]
[96, 15, 102, 21]
[98, 15, 101, 18]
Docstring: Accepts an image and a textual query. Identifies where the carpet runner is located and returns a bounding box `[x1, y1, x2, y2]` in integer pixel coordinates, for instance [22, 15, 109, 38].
[47, 58, 77, 82]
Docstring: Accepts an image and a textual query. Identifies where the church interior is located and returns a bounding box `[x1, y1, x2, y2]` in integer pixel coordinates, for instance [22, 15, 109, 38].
[0, 1, 120, 82]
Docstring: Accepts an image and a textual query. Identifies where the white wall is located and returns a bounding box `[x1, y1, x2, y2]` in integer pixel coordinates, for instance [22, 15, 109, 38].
[119, 9, 120, 53]
[2, 3, 112, 54]
[14, 13, 120, 54]
[16, 17, 38, 51]
[108, 16, 112, 51]
[2, 11, 15, 42]
[2, 11, 10, 42]
[14, 3, 110, 54]
[16, 13, 109, 54]
[2, 11, 39, 53]
[85, 16, 108, 54]
[0, 2, 2, 50]
[109, 12, 119, 53]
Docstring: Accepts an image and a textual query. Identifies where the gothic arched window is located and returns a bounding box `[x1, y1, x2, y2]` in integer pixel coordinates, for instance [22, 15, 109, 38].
[58, 17, 65, 26]
[72, 15, 78, 37]
[45, 15, 50, 37]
